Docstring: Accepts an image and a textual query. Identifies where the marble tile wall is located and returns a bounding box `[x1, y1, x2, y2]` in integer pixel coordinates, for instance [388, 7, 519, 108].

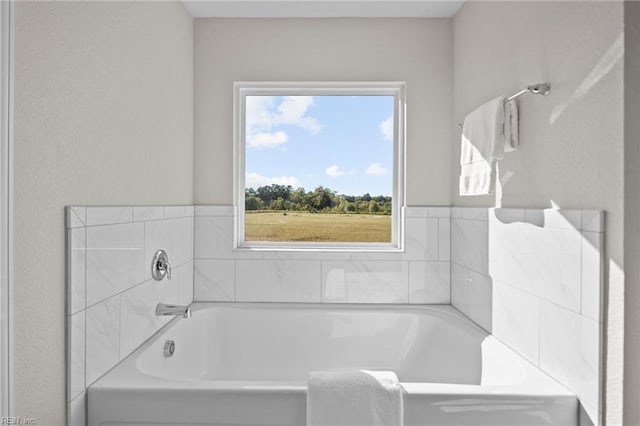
[193, 206, 452, 304]
[65, 206, 194, 426]
[67, 204, 603, 425]
[68, 204, 451, 424]
[450, 207, 604, 425]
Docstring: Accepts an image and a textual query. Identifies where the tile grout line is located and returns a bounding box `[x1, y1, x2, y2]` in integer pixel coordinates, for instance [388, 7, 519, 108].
[494, 275, 583, 317]
[84, 259, 193, 312]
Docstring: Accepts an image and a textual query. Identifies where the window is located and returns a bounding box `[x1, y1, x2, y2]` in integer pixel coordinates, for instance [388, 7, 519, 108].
[234, 82, 405, 250]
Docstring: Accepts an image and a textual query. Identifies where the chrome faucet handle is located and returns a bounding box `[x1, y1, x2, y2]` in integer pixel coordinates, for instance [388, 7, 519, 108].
[164, 258, 172, 280]
[152, 249, 172, 281]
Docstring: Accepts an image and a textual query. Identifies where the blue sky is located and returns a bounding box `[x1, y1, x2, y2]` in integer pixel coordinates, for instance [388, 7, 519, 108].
[245, 95, 394, 196]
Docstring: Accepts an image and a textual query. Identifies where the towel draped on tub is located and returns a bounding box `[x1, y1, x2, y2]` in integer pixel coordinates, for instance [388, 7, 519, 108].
[306, 370, 404, 426]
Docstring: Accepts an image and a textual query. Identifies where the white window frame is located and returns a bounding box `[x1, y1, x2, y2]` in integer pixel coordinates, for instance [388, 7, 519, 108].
[233, 81, 406, 251]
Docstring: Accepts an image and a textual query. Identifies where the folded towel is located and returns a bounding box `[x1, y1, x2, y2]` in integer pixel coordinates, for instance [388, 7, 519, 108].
[306, 370, 403, 426]
[503, 99, 519, 152]
[459, 96, 505, 196]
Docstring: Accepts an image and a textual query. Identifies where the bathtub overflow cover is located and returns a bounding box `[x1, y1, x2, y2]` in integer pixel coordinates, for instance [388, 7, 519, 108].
[164, 340, 175, 358]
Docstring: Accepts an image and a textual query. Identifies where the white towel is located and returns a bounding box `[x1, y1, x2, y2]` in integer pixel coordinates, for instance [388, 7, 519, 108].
[503, 99, 519, 152]
[459, 96, 505, 196]
[306, 370, 403, 426]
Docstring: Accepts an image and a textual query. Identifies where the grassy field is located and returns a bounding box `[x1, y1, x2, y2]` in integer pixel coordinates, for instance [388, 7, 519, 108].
[245, 212, 391, 243]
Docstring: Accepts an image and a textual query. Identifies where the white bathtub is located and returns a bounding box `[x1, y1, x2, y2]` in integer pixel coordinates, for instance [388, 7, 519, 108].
[88, 303, 577, 425]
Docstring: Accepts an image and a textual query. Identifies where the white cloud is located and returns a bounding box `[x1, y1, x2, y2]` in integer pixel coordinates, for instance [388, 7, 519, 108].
[246, 96, 276, 129]
[247, 131, 288, 149]
[245, 173, 299, 189]
[276, 96, 321, 134]
[365, 163, 388, 176]
[245, 96, 322, 150]
[379, 115, 393, 141]
[325, 165, 345, 177]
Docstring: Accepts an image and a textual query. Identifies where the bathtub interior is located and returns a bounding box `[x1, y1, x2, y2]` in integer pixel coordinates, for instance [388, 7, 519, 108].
[134, 304, 488, 385]
[88, 303, 577, 426]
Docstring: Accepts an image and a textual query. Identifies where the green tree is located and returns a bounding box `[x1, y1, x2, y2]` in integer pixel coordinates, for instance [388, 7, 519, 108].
[245, 196, 261, 210]
[245, 185, 391, 215]
[312, 186, 333, 210]
[270, 198, 285, 210]
[256, 186, 274, 204]
[270, 184, 292, 201]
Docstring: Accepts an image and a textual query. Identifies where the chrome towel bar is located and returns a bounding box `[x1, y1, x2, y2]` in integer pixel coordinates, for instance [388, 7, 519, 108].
[458, 82, 551, 128]
[504, 82, 551, 104]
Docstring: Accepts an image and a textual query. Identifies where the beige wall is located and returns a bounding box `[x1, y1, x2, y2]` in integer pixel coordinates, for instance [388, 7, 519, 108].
[194, 18, 453, 206]
[14, 2, 193, 422]
[453, 2, 624, 423]
[624, 1, 640, 424]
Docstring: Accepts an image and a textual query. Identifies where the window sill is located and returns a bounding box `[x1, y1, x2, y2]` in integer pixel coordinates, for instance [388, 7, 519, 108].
[235, 242, 403, 253]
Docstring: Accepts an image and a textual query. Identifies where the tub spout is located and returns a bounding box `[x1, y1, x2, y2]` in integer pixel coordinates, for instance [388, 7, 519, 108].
[155, 303, 191, 319]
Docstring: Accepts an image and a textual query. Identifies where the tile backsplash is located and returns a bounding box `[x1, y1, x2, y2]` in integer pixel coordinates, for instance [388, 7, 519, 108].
[193, 206, 451, 304]
[67, 204, 450, 425]
[66, 206, 194, 426]
[67, 204, 603, 426]
[450, 207, 604, 426]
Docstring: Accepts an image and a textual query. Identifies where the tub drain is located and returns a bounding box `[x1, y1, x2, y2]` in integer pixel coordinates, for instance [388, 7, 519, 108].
[164, 340, 175, 357]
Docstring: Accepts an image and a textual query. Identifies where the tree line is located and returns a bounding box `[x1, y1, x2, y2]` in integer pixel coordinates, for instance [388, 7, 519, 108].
[245, 184, 392, 214]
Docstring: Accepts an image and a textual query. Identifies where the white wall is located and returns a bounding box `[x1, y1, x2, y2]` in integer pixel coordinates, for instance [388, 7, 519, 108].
[15, 2, 194, 423]
[194, 18, 453, 206]
[624, 1, 640, 424]
[452, 2, 624, 424]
